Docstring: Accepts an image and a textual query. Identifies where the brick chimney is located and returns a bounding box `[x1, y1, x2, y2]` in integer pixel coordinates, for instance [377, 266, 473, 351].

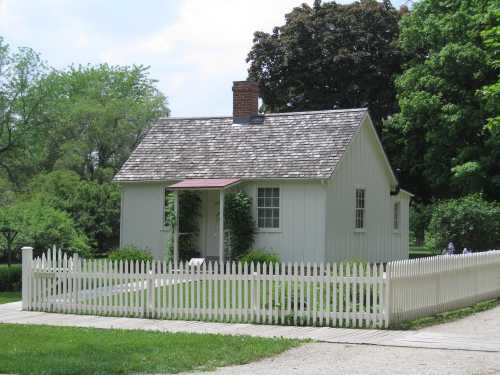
[232, 81, 259, 123]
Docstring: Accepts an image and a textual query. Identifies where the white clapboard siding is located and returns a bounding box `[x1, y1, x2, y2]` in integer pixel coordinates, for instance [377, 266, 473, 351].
[21, 248, 500, 328]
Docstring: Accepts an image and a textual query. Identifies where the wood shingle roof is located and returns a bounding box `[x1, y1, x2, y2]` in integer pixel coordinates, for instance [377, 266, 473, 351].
[114, 108, 368, 182]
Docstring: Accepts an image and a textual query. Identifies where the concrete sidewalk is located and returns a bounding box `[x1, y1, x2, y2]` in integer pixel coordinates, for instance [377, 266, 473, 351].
[1, 302, 499, 352]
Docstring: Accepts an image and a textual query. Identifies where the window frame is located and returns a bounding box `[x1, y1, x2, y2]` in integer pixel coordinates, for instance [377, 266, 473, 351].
[256, 186, 282, 232]
[393, 201, 401, 233]
[354, 187, 366, 232]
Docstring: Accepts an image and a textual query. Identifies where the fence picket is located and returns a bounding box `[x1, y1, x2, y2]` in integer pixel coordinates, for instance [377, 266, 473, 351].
[22, 249, 500, 330]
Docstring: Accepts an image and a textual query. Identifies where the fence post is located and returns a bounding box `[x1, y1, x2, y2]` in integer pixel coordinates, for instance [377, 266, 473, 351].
[384, 262, 392, 328]
[147, 266, 154, 318]
[21, 246, 34, 310]
[73, 254, 80, 310]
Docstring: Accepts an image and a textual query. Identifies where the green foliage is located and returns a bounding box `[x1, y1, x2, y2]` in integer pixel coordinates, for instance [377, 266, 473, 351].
[29, 171, 121, 253]
[426, 194, 500, 252]
[224, 191, 256, 260]
[38, 64, 169, 182]
[0, 264, 21, 292]
[382, 0, 500, 201]
[0, 35, 169, 258]
[0, 291, 21, 304]
[247, 0, 402, 127]
[108, 245, 153, 262]
[239, 249, 280, 265]
[0, 324, 300, 375]
[409, 202, 434, 246]
[0, 36, 49, 186]
[0, 198, 91, 257]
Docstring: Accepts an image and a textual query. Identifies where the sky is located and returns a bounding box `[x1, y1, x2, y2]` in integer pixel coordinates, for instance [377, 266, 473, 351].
[0, 0, 406, 117]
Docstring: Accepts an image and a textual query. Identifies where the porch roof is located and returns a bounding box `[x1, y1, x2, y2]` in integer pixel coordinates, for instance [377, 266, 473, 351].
[168, 178, 241, 190]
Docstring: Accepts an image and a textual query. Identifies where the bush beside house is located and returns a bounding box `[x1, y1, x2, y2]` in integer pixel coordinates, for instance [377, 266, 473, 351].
[426, 194, 500, 252]
[239, 249, 280, 265]
[108, 246, 153, 262]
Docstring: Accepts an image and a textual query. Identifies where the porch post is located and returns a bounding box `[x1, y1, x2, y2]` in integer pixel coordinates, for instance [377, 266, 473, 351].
[219, 190, 225, 263]
[173, 190, 179, 265]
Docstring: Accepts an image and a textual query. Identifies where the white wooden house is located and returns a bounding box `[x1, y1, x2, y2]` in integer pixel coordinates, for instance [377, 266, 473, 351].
[114, 81, 412, 263]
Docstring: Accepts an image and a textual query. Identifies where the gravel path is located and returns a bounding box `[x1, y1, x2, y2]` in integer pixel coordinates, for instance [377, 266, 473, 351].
[180, 305, 500, 375]
[421, 303, 500, 336]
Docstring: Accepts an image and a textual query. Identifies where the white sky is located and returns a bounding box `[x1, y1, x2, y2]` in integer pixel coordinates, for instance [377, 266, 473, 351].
[0, 0, 405, 116]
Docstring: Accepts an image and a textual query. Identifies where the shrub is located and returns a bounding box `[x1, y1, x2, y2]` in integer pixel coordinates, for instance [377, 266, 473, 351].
[224, 191, 256, 259]
[426, 194, 500, 252]
[0, 264, 22, 291]
[108, 245, 153, 262]
[239, 249, 280, 265]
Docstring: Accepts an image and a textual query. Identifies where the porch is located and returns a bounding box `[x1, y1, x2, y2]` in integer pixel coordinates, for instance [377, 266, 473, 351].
[168, 178, 240, 263]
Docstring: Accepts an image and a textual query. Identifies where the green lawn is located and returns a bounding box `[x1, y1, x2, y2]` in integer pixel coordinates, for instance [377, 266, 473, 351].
[0, 291, 21, 304]
[0, 324, 301, 375]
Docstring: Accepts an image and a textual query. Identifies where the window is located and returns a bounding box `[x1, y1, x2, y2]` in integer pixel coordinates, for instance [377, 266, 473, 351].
[355, 188, 365, 230]
[393, 201, 400, 231]
[257, 187, 280, 229]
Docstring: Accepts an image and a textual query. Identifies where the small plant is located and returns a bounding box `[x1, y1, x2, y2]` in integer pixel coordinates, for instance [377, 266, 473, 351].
[108, 245, 153, 262]
[239, 249, 280, 265]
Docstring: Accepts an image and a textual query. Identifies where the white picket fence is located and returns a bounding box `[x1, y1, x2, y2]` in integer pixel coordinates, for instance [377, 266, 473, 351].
[20, 247, 500, 328]
[387, 250, 500, 323]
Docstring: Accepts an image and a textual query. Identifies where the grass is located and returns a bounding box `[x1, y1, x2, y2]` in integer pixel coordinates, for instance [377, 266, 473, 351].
[394, 297, 500, 330]
[0, 291, 21, 304]
[0, 323, 301, 375]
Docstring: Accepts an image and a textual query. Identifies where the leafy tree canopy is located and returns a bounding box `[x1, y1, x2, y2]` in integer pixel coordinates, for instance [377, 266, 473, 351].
[0, 35, 169, 255]
[382, 0, 500, 202]
[426, 194, 500, 252]
[29, 170, 121, 254]
[0, 37, 49, 186]
[0, 198, 91, 257]
[247, 0, 402, 127]
[38, 64, 169, 182]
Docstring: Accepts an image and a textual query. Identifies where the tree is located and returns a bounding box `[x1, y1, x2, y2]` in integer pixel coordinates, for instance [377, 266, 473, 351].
[29, 170, 121, 253]
[0, 36, 170, 257]
[247, 0, 402, 127]
[0, 198, 91, 257]
[0, 37, 49, 186]
[426, 194, 500, 252]
[36, 64, 169, 182]
[382, 0, 500, 202]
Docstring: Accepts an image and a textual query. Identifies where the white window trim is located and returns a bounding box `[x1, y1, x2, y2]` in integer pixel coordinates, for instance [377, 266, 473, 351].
[255, 186, 282, 233]
[354, 185, 367, 233]
[393, 201, 401, 234]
